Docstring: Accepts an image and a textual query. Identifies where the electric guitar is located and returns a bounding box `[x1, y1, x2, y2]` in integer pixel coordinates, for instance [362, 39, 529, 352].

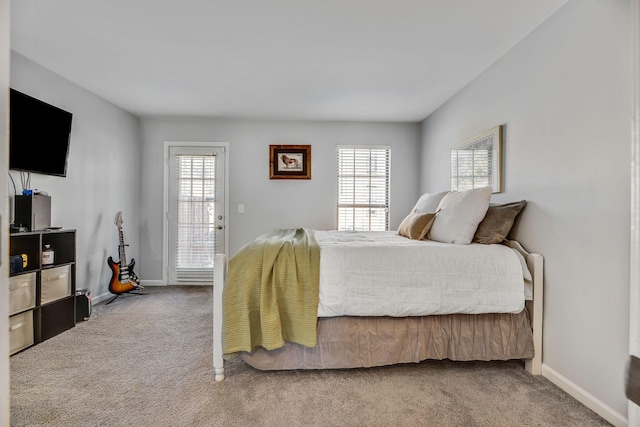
[107, 211, 141, 294]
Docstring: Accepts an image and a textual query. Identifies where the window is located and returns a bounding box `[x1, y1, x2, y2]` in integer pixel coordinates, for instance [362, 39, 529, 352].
[337, 146, 390, 231]
[450, 147, 490, 191]
[450, 125, 502, 193]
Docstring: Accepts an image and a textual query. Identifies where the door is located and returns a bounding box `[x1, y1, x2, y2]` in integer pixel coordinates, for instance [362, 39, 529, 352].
[0, 1, 10, 421]
[167, 145, 226, 284]
[631, 0, 640, 424]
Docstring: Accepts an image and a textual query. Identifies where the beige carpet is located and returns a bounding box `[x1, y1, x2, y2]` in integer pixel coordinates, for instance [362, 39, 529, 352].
[10, 286, 610, 427]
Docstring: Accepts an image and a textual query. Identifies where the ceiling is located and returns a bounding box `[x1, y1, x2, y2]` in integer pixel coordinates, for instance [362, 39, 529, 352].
[11, 0, 569, 122]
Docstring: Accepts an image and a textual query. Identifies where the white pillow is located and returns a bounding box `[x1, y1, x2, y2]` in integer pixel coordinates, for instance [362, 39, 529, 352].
[413, 191, 449, 213]
[428, 187, 492, 244]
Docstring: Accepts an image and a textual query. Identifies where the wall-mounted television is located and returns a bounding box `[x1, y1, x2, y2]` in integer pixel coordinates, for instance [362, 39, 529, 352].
[9, 88, 73, 177]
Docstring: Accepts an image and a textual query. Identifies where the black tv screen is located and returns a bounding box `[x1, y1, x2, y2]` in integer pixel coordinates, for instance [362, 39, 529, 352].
[9, 89, 73, 177]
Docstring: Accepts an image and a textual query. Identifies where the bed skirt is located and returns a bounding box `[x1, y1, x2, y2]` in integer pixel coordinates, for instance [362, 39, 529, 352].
[240, 309, 535, 370]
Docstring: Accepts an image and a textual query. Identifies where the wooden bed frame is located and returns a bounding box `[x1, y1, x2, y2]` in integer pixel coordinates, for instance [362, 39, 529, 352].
[212, 239, 543, 381]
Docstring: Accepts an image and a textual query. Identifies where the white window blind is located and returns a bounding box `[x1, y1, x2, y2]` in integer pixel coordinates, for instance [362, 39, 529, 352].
[174, 154, 217, 282]
[450, 136, 493, 191]
[337, 146, 390, 231]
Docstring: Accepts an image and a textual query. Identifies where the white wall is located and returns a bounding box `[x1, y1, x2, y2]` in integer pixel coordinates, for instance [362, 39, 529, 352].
[420, 0, 631, 422]
[10, 52, 142, 301]
[139, 117, 420, 280]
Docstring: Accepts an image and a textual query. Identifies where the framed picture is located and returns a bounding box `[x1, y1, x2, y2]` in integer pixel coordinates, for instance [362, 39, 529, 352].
[269, 145, 311, 179]
[450, 125, 503, 193]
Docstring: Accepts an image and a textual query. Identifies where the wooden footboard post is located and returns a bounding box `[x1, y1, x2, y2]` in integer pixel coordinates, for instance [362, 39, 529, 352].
[504, 241, 544, 375]
[525, 253, 544, 375]
[213, 253, 226, 381]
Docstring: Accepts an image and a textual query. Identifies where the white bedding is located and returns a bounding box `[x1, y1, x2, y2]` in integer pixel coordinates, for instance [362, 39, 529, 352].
[316, 230, 529, 317]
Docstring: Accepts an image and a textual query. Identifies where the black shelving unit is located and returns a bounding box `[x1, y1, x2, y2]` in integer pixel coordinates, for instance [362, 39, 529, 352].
[9, 229, 76, 354]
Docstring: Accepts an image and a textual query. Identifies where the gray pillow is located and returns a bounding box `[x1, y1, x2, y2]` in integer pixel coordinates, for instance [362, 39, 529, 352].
[473, 200, 527, 244]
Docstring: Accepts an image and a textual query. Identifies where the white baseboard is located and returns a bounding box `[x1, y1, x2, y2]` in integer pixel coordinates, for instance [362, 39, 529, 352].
[92, 292, 113, 305]
[542, 364, 627, 427]
[140, 280, 165, 287]
[92, 280, 164, 304]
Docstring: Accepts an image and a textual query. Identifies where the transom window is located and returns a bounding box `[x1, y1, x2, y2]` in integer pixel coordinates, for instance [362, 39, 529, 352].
[336, 146, 390, 231]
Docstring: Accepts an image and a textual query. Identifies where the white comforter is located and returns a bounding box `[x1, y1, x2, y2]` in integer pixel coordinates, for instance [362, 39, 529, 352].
[316, 231, 528, 317]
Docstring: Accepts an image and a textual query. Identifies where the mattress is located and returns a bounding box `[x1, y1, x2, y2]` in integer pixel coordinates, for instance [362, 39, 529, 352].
[317, 231, 529, 317]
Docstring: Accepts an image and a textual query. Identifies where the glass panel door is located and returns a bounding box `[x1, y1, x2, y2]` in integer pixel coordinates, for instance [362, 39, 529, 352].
[168, 146, 225, 284]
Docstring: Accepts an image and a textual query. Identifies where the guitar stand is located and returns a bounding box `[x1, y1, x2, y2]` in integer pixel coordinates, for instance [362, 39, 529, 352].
[105, 291, 146, 305]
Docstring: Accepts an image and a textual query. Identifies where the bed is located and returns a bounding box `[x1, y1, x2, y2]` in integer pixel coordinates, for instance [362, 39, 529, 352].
[212, 188, 543, 381]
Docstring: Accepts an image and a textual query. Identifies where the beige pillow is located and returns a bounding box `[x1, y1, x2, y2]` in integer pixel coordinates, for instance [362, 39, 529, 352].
[473, 200, 527, 244]
[428, 187, 492, 244]
[397, 210, 437, 240]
